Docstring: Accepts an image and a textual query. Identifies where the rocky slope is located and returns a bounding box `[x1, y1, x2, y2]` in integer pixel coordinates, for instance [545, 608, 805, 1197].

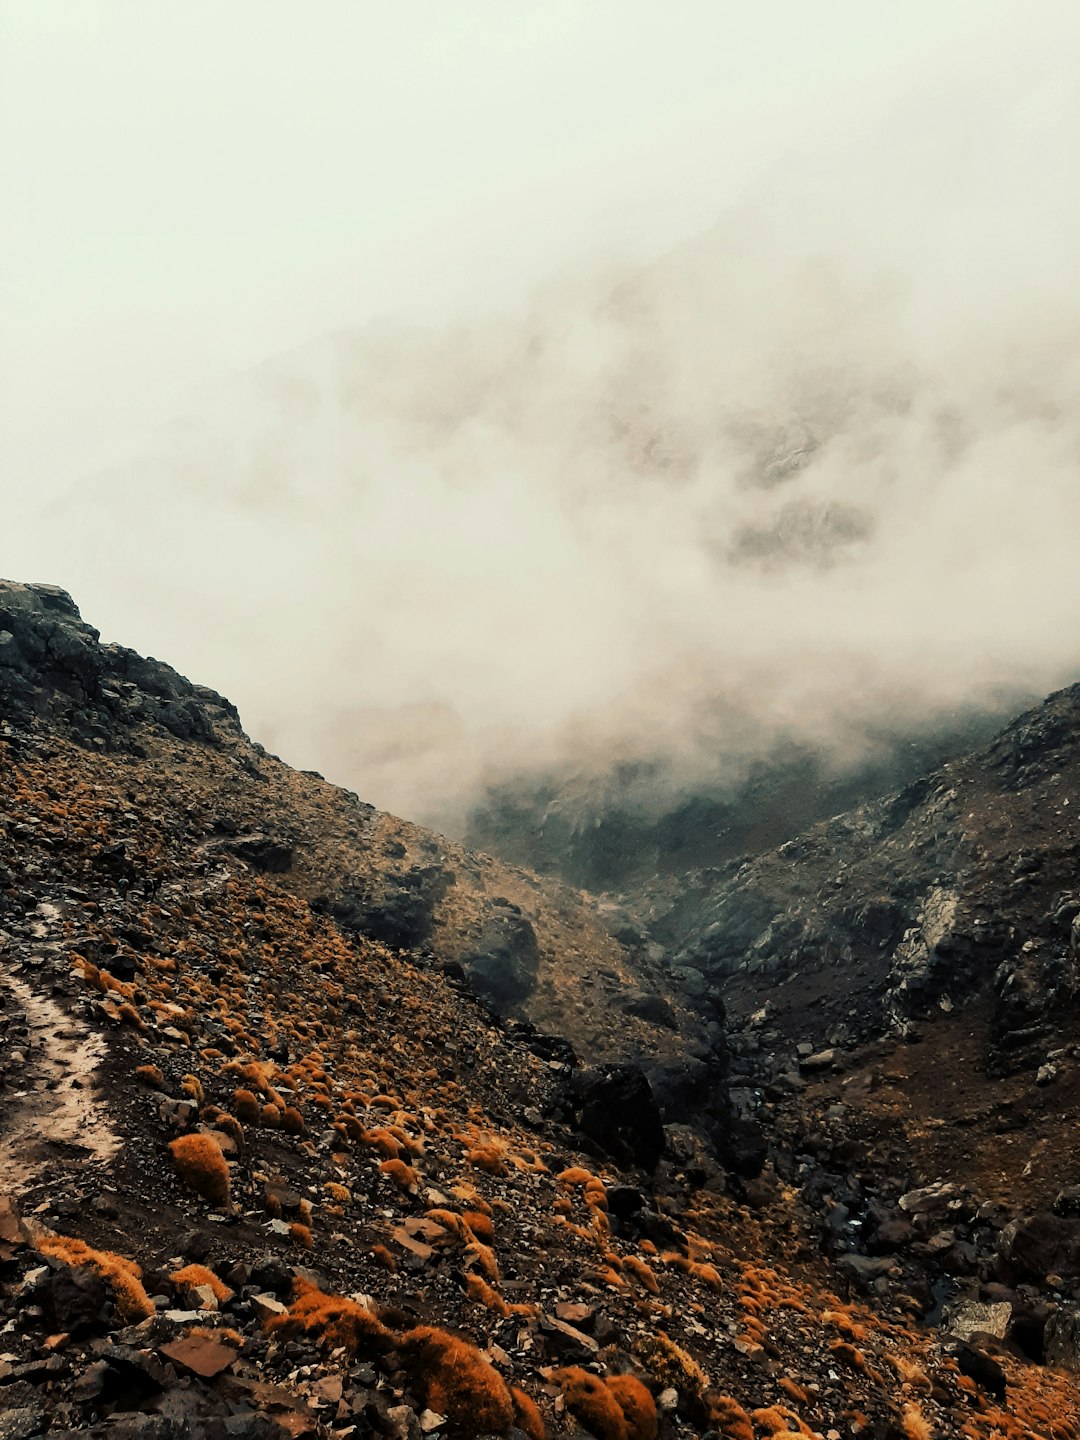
[2, 578, 1080, 1440]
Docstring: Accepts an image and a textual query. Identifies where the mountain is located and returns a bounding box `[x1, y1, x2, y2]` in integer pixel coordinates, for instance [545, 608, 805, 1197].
[1, 577, 1080, 1440]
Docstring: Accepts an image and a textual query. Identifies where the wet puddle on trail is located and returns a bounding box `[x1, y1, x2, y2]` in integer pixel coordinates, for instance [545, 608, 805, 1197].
[0, 960, 119, 1191]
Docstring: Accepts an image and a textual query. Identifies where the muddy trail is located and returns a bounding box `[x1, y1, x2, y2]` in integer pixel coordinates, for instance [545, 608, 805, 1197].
[0, 903, 118, 1191]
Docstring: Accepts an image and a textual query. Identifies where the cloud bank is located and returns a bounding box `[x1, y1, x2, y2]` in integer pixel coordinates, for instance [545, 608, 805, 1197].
[13, 16, 1080, 834]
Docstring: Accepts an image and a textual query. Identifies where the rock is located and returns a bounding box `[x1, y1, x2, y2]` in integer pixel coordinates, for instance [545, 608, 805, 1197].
[868, 1218, 913, 1253]
[943, 1298, 1012, 1341]
[159, 1335, 238, 1378]
[1054, 1187, 1080, 1218]
[249, 1293, 288, 1321]
[98, 1343, 166, 1396]
[157, 1098, 198, 1129]
[838, 1254, 899, 1286]
[0, 1409, 45, 1440]
[1037, 1062, 1058, 1086]
[539, 1313, 600, 1360]
[187, 1283, 219, 1311]
[606, 1186, 646, 1221]
[999, 1212, 1080, 1284]
[38, 1263, 109, 1333]
[719, 1115, 768, 1179]
[886, 887, 978, 1021]
[0, 1196, 25, 1246]
[899, 1181, 961, 1218]
[568, 1064, 666, 1172]
[951, 1343, 1007, 1401]
[250, 1255, 294, 1294]
[386, 1404, 422, 1440]
[226, 834, 294, 873]
[1045, 1307, 1080, 1371]
[460, 910, 540, 1010]
[620, 992, 679, 1030]
[799, 1049, 837, 1072]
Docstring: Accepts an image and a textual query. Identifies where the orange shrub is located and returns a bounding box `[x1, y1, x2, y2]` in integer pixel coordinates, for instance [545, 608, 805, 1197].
[233, 1088, 261, 1123]
[265, 1278, 390, 1354]
[280, 1106, 305, 1135]
[372, 1243, 397, 1271]
[607, 1376, 657, 1440]
[169, 1263, 232, 1304]
[379, 1158, 419, 1191]
[511, 1386, 546, 1440]
[135, 1064, 165, 1089]
[210, 1111, 244, 1151]
[399, 1326, 515, 1436]
[554, 1368, 627, 1440]
[463, 1209, 495, 1242]
[708, 1396, 755, 1440]
[623, 1256, 659, 1294]
[468, 1143, 506, 1176]
[556, 1167, 595, 1186]
[168, 1133, 230, 1205]
[465, 1273, 510, 1317]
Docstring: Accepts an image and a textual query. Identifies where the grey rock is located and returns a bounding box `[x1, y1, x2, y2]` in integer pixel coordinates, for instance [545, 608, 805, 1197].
[0, 1408, 45, 1440]
[1046, 1306, 1080, 1371]
[942, 1298, 1012, 1341]
[838, 1253, 899, 1285]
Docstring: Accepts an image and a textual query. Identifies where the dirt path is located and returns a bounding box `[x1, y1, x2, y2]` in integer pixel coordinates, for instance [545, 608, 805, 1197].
[0, 927, 119, 1192]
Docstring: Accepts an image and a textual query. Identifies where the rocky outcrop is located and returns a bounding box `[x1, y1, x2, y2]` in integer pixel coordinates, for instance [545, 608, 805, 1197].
[0, 582, 239, 747]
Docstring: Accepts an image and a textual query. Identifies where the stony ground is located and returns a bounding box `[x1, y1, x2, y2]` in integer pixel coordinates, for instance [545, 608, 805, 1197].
[2, 580, 1080, 1439]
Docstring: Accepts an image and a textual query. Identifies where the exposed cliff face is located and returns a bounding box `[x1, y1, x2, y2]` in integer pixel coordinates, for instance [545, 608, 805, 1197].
[637, 680, 1080, 1061]
[3, 578, 1080, 1440]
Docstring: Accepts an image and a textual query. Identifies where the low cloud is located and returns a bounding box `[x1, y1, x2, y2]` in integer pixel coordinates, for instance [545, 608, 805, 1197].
[18, 46, 1080, 834]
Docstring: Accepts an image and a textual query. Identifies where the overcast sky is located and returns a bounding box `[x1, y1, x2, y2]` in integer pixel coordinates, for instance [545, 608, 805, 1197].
[3, 3, 1078, 826]
[1, 0, 1059, 501]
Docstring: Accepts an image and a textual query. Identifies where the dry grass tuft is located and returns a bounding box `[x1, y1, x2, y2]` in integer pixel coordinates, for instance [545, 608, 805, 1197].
[265, 1277, 390, 1354]
[168, 1132, 231, 1205]
[607, 1374, 658, 1440]
[510, 1385, 546, 1440]
[707, 1396, 755, 1440]
[169, 1263, 232, 1304]
[399, 1324, 515, 1436]
[553, 1367, 628, 1440]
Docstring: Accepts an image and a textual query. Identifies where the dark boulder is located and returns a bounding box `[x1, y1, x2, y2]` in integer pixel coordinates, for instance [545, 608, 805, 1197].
[38, 1263, 109, 1334]
[952, 1343, 1007, 1402]
[620, 991, 679, 1030]
[460, 909, 540, 1011]
[566, 1064, 666, 1172]
[999, 1212, 1080, 1284]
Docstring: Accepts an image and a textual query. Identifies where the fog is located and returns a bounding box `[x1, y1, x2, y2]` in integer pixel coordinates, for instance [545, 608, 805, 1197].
[5, 3, 1080, 834]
